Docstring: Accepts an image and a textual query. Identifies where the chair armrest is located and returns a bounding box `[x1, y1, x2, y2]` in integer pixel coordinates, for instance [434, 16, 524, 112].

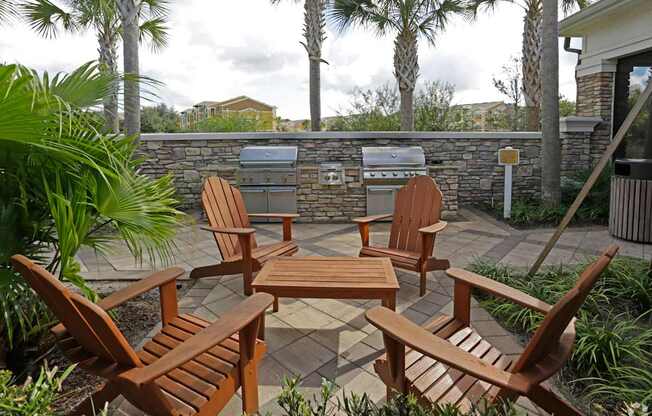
[201, 225, 256, 235]
[353, 214, 393, 224]
[419, 221, 448, 234]
[248, 213, 299, 219]
[365, 306, 533, 394]
[249, 214, 297, 241]
[122, 293, 274, 386]
[446, 268, 552, 314]
[97, 267, 185, 311]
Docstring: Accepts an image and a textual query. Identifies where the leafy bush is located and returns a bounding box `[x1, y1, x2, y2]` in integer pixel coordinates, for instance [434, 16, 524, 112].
[329, 82, 472, 132]
[574, 312, 652, 377]
[493, 164, 613, 227]
[0, 365, 74, 416]
[191, 112, 263, 132]
[276, 377, 524, 416]
[469, 256, 652, 408]
[0, 63, 184, 368]
[141, 103, 179, 133]
[0, 267, 51, 372]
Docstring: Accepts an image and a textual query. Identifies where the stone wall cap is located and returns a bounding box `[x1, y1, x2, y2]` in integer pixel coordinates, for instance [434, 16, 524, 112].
[141, 131, 542, 142]
[560, 116, 603, 133]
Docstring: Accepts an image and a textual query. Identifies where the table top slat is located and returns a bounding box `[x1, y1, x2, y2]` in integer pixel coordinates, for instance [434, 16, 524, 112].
[252, 256, 399, 290]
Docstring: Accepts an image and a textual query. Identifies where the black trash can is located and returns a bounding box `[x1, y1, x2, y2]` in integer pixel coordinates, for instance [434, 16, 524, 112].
[610, 159, 652, 243]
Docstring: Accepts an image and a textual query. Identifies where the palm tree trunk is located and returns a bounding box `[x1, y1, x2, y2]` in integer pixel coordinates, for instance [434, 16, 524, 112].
[394, 31, 418, 131]
[541, 0, 560, 206]
[309, 58, 321, 131]
[522, 1, 542, 131]
[98, 31, 120, 134]
[303, 0, 325, 132]
[117, 0, 141, 138]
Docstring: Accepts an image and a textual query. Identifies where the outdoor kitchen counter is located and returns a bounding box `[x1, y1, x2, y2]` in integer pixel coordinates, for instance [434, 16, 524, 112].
[169, 163, 458, 223]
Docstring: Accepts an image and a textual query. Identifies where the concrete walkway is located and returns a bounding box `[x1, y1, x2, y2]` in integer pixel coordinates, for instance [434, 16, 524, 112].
[93, 209, 650, 415]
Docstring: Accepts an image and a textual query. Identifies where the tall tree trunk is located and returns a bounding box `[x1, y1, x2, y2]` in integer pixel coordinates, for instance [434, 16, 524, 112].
[98, 31, 120, 134]
[541, 0, 560, 206]
[303, 0, 325, 132]
[394, 30, 418, 131]
[117, 0, 141, 138]
[522, 1, 542, 131]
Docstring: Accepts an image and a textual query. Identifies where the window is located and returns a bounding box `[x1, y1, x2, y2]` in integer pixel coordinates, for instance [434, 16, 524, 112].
[614, 51, 652, 159]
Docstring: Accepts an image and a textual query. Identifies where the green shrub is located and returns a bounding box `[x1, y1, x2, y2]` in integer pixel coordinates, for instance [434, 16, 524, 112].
[573, 312, 652, 377]
[0, 365, 74, 416]
[494, 164, 613, 227]
[468, 256, 652, 409]
[191, 113, 263, 132]
[276, 377, 525, 416]
[595, 256, 652, 313]
[589, 366, 652, 406]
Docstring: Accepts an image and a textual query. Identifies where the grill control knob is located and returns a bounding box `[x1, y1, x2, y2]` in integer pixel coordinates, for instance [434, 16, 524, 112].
[381, 172, 387, 177]
[392, 172, 398, 177]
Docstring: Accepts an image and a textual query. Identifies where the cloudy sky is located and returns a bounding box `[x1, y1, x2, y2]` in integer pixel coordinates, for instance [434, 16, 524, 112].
[0, 0, 581, 120]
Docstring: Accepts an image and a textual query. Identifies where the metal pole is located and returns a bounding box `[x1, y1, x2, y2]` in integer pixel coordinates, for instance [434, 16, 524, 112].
[504, 164, 512, 219]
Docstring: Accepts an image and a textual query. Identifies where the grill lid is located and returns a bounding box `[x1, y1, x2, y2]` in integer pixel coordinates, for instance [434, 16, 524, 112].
[362, 147, 425, 168]
[239, 146, 298, 167]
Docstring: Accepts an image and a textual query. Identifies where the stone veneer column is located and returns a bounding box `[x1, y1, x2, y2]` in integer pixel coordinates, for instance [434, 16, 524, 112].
[559, 116, 602, 178]
[576, 72, 615, 166]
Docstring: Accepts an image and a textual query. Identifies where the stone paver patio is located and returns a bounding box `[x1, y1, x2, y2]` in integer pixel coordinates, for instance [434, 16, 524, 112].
[87, 208, 651, 415]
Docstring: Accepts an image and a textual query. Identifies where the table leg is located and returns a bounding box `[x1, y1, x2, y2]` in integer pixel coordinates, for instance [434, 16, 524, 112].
[382, 293, 396, 311]
[273, 296, 279, 313]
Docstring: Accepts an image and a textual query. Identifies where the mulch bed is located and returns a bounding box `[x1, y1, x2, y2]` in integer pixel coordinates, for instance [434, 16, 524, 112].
[49, 281, 190, 413]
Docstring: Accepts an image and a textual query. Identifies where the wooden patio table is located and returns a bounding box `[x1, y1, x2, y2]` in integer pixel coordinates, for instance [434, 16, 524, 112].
[252, 257, 399, 313]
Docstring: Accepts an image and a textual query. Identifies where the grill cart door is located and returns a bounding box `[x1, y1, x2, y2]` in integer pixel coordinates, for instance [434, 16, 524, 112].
[241, 188, 269, 223]
[268, 187, 297, 223]
[366, 185, 400, 217]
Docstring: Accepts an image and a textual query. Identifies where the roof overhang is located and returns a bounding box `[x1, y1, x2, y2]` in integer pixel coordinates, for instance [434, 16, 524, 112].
[560, 0, 640, 37]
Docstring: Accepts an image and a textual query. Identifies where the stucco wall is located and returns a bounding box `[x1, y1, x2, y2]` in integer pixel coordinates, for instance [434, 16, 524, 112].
[561, 0, 652, 77]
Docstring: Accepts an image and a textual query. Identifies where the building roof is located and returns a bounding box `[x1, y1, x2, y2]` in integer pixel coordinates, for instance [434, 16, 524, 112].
[560, 0, 640, 36]
[214, 96, 276, 110]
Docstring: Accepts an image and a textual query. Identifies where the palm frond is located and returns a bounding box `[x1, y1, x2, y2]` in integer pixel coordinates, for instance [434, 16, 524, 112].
[0, 62, 184, 299]
[0, 0, 17, 23]
[139, 17, 169, 51]
[139, 0, 170, 18]
[21, 0, 77, 38]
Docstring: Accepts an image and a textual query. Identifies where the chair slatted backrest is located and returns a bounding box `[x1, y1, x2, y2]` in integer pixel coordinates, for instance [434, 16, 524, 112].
[389, 176, 443, 253]
[11, 255, 144, 368]
[508, 245, 619, 382]
[202, 177, 258, 259]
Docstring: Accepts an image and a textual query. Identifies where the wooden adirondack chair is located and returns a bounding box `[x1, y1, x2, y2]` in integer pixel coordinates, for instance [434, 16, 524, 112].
[189, 176, 299, 298]
[366, 245, 619, 415]
[354, 176, 450, 296]
[11, 255, 273, 416]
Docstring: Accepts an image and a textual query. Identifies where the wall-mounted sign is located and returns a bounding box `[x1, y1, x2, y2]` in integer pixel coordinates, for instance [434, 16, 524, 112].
[498, 147, 520, 166]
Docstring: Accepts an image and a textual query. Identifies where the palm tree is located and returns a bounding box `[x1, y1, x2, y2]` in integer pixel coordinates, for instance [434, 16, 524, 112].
[330, 0, 470, 131]
[272, 0, 327, 131]
[470, 0, 589, 130]
[541, 0, 559, 206]
[117, 0, 140, 137]
[22, 0, 169, 134]
[0, 61, 183, 366]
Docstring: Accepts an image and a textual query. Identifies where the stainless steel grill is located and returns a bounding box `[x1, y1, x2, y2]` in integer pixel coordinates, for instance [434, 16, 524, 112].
[238, 146, 298, 221]
[361, 146, 428, 216]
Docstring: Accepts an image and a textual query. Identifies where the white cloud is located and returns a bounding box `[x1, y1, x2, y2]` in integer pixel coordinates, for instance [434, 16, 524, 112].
[0, 0, 579, 119]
